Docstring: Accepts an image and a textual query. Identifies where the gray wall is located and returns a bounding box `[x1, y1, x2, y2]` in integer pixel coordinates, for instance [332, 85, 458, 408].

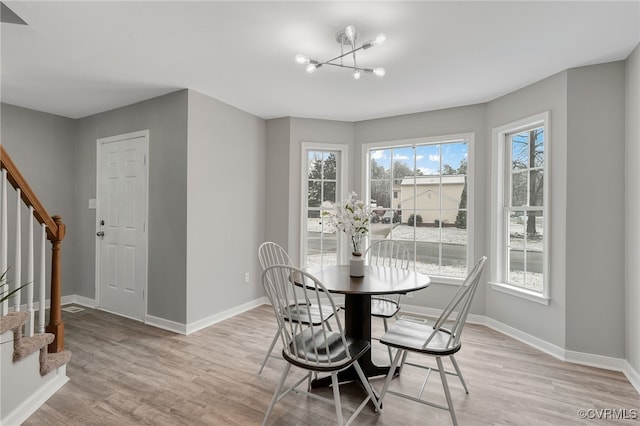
[566, 62, 626, 357]
[287, 118, 355, 265]
[185, 90, 266, 324]
[4, 51, 637, 369]
[75, 91, 188, 323]
[264, 118, 291, 250]
[626, 44, 640, 373]
[1, 104, 79, 298]
[354, 105, 488, 314]
[486, 71, 568, 349]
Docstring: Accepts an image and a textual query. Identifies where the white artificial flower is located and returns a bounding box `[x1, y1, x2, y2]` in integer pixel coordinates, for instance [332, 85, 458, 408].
[324, 191, 372, 254]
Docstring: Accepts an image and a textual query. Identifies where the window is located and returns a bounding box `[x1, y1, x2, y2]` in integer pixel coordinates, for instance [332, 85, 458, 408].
[491, 112, 550, 304]
[302, 145, 346, 267]
[366, 135, 472, 281]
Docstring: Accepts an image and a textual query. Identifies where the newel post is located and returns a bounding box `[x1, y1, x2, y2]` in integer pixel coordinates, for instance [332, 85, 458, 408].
[46, 215, 65, 353]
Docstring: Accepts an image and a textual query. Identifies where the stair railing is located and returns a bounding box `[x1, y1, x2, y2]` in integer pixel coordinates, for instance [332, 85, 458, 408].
[0, 145, 65, 353]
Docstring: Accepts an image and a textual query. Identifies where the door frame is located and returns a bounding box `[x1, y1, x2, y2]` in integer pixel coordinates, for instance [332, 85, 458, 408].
[94, 129, 149, 321]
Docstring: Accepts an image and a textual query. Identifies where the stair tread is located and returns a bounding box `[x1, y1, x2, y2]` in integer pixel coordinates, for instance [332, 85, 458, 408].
[40, 350, 72, 376]
[13, 333, 55, 362]
[0, 311, 29, 334]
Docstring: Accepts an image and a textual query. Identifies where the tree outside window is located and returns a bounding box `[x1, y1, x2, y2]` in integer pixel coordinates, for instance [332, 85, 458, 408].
[368, 139, 469, 278]
[508, 127, 544, 291]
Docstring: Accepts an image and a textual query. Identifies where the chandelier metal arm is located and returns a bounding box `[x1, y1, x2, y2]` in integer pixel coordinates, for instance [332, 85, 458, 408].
[296, 25, 385, 78]
[320, 44, 368, 67]
[320, 62, 374, 73]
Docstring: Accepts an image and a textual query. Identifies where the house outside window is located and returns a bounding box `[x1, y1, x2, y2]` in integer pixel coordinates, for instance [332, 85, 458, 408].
[490, 112, 550, 304]
[301, 144, 347, 267]
[365, 134, 473, 281]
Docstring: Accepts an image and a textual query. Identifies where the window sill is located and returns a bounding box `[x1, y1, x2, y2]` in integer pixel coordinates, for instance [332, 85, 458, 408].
[489, 281, 550, 305]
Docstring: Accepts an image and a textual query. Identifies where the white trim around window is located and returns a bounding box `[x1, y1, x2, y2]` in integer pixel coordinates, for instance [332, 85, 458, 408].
[490, 111, 551, 305]
[300, 142, 349, 267]
[361, 133, 475, 285]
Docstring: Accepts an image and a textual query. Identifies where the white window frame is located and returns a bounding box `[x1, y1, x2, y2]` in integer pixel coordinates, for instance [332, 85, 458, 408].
[300, 142, 349, 267]
[490, 111, 551, 305]
[362, 133, 474, 285]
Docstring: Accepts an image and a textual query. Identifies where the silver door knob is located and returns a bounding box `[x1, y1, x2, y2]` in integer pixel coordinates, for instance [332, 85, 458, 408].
[96, 231, 105, 237]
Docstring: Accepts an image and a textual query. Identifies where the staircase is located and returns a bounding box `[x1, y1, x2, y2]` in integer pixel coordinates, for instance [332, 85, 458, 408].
[1, 312, 71, 376]
[1, 146, 70, 425]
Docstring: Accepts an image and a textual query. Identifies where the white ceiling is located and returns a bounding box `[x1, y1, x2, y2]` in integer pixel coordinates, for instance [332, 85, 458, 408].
[2, 1, 639, 122]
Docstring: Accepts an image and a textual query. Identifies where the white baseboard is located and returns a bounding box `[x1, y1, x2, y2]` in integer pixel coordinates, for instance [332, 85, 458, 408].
[564, 348, 626, 372]
[13, 295, 97, 313]
[484, 316, 566, 361]
[623, 361, 640, 394]
[61, 294, 97, 308]
[403, 304, 639, 394]
[185, 297, 270, 335]
[145, 314, 187, 334]
[145, 297, 270, 335]
[1, 367, 69, 426]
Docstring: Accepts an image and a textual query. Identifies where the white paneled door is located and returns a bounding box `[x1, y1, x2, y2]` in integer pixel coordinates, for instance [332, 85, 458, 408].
[97, 131, 148, 320]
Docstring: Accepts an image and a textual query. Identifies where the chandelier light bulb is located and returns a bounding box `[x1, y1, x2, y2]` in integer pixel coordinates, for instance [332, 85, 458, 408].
[297, 24, 385, 79]
[344, 25, 356, 41]
[295, 54, 310, 64]
[373, 68, 386, 77]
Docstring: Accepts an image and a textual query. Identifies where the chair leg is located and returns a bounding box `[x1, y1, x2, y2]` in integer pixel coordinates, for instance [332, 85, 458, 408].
[261, 363, 291, 426]
[259, 327, 281, 374]
[379, 349, 404, 403]
[353, 361, 382, 413]
[436, 357, 457, 426]
[450, 355, 468, 394]
[398, 349, 409, 375]
[383, 318, 393, 363]
[331, 372, 344, 426]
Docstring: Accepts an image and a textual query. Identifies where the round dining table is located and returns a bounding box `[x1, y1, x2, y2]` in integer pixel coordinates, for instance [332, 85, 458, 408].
[302, 264, 430, 388]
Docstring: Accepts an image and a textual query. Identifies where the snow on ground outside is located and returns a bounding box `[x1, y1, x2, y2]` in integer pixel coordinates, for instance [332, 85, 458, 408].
[307, 219, 543, 290]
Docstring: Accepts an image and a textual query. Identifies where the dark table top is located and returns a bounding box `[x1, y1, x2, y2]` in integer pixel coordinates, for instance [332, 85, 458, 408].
[303, 265, 430, 296]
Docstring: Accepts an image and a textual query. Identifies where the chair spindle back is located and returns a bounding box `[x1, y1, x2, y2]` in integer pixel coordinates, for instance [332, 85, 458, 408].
[262, 265, 348, 369]
[423, 256, 487, 351]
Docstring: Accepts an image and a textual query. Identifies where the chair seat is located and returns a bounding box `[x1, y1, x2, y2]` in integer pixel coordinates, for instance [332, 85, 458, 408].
[380, 318, 460, 356]
[282, 303, 335, 326]
[371, 297, 400, 318]
[283, 328, 370, 372]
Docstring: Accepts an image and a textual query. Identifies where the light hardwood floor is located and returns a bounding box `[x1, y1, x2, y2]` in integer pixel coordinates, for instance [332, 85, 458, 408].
[24, 305, 639, 425]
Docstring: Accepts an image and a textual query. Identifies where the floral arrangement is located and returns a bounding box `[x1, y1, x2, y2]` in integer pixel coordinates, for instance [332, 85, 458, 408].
[324, 192, 372, 255]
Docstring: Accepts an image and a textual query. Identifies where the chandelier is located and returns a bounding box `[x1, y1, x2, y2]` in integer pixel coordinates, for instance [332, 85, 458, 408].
[295, 25, 386, 79]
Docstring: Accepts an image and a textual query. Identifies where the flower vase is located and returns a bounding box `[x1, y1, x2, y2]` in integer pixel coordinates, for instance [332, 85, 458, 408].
[350, 253, 365, 277]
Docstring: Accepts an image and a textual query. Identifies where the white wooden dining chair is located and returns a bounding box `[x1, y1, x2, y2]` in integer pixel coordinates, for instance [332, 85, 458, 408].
[260, 264, 381, 426]
[364, 240, 411, 362]
[377, 256, 487, 426]
[257, 241, 335, 374]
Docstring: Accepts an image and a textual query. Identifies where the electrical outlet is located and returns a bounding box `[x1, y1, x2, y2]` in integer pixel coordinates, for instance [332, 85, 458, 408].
[244, 272, 250, 283]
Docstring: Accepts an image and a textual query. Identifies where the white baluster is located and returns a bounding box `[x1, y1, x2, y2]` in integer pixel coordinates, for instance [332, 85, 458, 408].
[14, 188, 21, 311]
[38, 223, 46, 334]
[26, 207, 35, 336]
[1, 168, 8, 314]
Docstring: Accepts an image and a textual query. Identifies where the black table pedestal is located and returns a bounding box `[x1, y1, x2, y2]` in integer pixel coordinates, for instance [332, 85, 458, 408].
[310, 293, 392, 389]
